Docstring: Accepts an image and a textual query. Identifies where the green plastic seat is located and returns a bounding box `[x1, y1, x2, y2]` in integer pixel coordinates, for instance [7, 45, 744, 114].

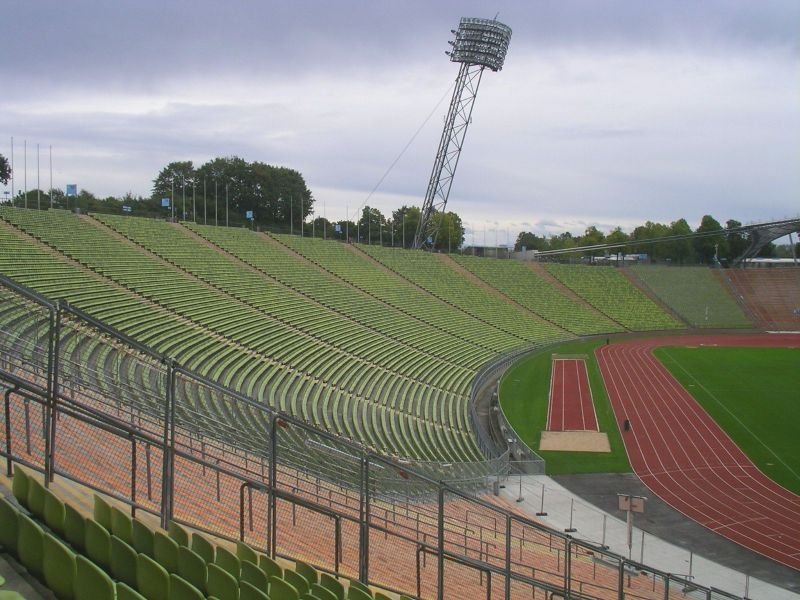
[310, 583, 339, 600]
[93, 494, 113, 531]
[0, 497, 19, 554]
[284, 570, 309, 596]
[169, 573, 205, 600]
[347, 587, 372, 600]
[43, 487, 66, 536]
[111, 505, 134, 545]
[116, 582, 148, 600]
[191, 532, 215, 563]
[153, 530, 179, 573]
[239, 580, 270, 600]
[241, 559, 268, 591]
[26, 476, 46, 520]
[236, 540, 259, 565]
[43, 532, 76, 600]
[17, 512, 44, 579]
[75, 554, 115, 600]
[270, 576, 300, 600]
[215, 544, 241, 579]
[132, 518, 154, 557]
[64, 503, 86, 552]
[111, 535, 139, 588]
[296, 560, 319, 586]
[0, 591, 26, 600]
[207, 562, 239, 600]
[348, 580, 370, 595]
[374, 593, 392, 600]
[178, 545, 208, 594]
[319, 573, 345, 600]
[137, 553, 170, 600]
[167, 520, 190, 546]
[11, 466, 29, 507]
[85, 518, 112, 571]
[259, 553, 282, 579]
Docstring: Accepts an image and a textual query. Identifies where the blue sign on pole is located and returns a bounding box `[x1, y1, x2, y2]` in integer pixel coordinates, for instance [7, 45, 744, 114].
[335, 223, 342, 234]
[122, 205, 132, 213]
[246, 210, 254, 220]
[161, 198, 170, 208]
[65, 184, 77, 197]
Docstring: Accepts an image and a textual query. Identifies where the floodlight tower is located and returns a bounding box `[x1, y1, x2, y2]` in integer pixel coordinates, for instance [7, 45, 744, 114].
[413, 17, 511, 249]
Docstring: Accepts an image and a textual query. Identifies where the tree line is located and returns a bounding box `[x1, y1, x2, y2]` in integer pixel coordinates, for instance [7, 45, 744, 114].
[515, 216, 795, 264]
[0, 154, 466, 251]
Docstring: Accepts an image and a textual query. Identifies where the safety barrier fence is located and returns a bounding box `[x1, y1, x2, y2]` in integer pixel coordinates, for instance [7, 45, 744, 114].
[0, 275, 746, 600]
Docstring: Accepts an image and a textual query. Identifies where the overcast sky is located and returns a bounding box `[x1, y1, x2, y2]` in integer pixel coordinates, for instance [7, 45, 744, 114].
[3, 1, 799, 243]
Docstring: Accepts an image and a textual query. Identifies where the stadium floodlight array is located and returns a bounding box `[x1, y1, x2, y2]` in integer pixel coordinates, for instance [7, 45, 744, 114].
[414, 17, 512, 249]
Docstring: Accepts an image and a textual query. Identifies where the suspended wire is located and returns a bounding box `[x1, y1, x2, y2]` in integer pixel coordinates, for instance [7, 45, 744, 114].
[349, 82, 454, 222]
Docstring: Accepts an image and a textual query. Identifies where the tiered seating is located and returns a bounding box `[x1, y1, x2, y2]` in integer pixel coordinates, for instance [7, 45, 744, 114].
[628, 265, 753, 328]
[3, 466, 397, 600]
[0, 209, 483, 463]
[186, 224, 493, 372]
[359, 246, 569, 344]
[97, 214, 474, 396]
[723, 267, 800, 330]
[543, 264, 684, 331]
[452, 255, 623, 334]
[92, 215, 480, 461]
[273, 234, 541, 353]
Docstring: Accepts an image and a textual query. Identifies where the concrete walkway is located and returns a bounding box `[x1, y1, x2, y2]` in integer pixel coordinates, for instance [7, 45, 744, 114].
[499, 474, 800, 600]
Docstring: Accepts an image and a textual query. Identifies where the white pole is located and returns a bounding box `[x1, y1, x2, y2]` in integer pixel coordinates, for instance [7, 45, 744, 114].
[289, 195, 293, 235]
[182, 178, 186, 221]
[192, 181, 195, 221]
[214, 180, 218, 226]
[323, 199, 326, 240]
[225, 183, 229, 227]
[300, 195, 303, 237]
[24, 139, 27, 208]
[49, 145, 53, 208]
[203, 179, 207, 224]
[171, 178, 174, 221]
[9, 137, 14, 204]
[36, 143, 40, 209]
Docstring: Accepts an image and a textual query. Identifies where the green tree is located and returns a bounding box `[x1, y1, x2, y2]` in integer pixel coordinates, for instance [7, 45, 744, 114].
[392, 206, 420, 249]
[514, 231, 548, 252]
[0, 153, 10, 185]
[630, 221, 669, 260]
[725, 219, 748, 260]
[667, 218, 695, 264]
[431, 211, 464, 253]
[694, 215, 727, 264]
[157, 156, 314, 229]
[357, 206, 386, 244]
[548, 231, 576, 251]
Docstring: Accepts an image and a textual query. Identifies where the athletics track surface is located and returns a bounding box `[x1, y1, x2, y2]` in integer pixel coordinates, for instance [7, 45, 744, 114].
[547, 359, 598, 431]
[596, 334, 800, 571]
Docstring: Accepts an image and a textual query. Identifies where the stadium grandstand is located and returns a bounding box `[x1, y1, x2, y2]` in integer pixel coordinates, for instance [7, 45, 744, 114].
[1, 206, 799, 599]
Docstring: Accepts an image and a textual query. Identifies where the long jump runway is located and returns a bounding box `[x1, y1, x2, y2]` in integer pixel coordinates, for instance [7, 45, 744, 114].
[596, 334, 800, 571]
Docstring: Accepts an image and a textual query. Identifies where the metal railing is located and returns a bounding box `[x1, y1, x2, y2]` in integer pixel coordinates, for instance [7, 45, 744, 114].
[0, 276, 746, 600]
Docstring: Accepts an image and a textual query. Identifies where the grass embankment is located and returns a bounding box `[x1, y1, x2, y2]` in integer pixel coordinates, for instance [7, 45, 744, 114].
[655, 346, 800, 495]
[499, 339, 631, 475]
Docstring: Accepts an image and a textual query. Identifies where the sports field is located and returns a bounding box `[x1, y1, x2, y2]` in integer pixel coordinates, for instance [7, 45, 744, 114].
[499, 339, 630, 474]
[655, 345, 800, 495]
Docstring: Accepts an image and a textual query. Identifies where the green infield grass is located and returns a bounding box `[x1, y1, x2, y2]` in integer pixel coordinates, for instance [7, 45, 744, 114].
[655, 345, 800, 495]
[500, 339, 631, 475]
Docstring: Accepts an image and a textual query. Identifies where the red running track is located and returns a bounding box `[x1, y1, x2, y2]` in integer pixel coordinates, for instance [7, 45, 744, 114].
[547, 359, 598, 432]
[596, 334, 800, 571]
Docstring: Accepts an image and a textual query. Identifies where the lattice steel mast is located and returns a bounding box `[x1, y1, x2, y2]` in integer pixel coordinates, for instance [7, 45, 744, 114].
[413, 17, 512, 249]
